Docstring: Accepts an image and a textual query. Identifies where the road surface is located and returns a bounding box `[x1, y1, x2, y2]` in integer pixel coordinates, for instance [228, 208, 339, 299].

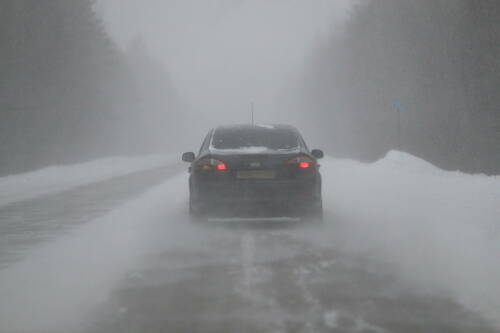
[0, 159, 498, 333]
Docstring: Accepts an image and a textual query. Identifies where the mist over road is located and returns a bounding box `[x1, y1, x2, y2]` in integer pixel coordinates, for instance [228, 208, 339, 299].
[2, 1, 499, 332]
[86, 223, 496, 333]
[0, 154, 498, 333]
[0, 164, 180, 269]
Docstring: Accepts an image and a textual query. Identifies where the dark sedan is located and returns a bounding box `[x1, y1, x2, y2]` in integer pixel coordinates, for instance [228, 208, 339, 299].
[182, 124, 323, 221]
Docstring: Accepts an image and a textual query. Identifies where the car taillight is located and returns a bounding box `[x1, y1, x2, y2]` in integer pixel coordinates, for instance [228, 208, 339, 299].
[216, 163, 227, 170]
[286, 155, 315, 169]
[196, 158, 228, 171]
[299, 161, 311, 169]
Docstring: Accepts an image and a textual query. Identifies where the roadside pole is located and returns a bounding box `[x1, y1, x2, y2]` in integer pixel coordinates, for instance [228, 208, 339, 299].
[251, 102, 254, 126]
[397, 105, 401, 151]
[394, 101, 402, 151]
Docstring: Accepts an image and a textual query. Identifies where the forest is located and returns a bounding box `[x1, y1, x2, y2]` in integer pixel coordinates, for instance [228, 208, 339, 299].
[0, 0, 180, 176]
[300, 0, 500, 174]
[1, 0, 499, 175]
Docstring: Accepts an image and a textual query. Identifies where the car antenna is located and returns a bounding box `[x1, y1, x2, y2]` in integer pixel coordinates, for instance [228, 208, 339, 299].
[251, 101, 254, 126]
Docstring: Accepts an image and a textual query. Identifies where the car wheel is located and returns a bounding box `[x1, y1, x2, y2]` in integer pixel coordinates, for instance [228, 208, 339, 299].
[189, 196, 205, 223]
[303, 200, 323, 224]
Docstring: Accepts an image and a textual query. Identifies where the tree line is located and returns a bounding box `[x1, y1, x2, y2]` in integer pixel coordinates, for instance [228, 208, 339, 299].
[0, 0, 181, 176]
[300, 0, 500, 174]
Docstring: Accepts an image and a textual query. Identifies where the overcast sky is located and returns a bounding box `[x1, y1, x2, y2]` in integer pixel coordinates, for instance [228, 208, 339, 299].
[97, 0, 351, 124]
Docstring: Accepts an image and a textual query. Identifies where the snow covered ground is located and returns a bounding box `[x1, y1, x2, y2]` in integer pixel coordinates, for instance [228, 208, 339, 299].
[0, 151, 498, 332]
[0, 174, 188, 332]
[0, 155, 176, 208]
[319, 151, 500, 325]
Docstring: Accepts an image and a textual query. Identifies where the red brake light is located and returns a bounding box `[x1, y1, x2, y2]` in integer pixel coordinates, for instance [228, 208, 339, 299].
[216, 163, 227, 170]
[286, 155, 315, 169]
[196, 158, 228, 171]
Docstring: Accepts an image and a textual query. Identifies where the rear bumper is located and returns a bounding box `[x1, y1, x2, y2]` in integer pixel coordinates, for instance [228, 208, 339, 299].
[190, 178, 321, 217]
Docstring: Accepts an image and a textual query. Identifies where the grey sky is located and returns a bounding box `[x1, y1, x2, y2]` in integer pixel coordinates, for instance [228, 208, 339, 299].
[97, 0, 351, 124]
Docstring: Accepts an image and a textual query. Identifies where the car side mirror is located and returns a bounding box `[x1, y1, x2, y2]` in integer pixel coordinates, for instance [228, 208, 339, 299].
[311, 149, 324, 159]
[182, 152, 195, 163]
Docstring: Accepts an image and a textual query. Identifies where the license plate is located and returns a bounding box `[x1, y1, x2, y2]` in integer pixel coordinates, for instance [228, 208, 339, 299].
[236, 170, 275, 179]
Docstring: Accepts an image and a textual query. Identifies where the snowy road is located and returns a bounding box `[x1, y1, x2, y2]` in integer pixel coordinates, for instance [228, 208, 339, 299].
[85, 223, 498, 333]
[0, 153, 499, 332]
[0, 165, 181, 269]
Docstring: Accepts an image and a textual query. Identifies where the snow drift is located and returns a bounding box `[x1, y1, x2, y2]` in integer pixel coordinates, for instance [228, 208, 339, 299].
[320, 151, 500, 325]
[0, 155, 176, 208]
[0, 173, 191, 333]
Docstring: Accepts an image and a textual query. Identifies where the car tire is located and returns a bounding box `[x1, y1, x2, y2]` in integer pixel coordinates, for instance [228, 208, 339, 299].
[303, 200, 323, 224]
[313, 202, 324, 224]
[189, 196, 206, 223]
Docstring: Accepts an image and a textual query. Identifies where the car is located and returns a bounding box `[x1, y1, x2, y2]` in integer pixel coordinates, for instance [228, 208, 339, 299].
[182, 124, 324, 222]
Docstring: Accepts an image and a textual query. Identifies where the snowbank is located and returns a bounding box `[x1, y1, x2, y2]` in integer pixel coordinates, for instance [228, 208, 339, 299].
[320, 151, 500, 325]
[0, 155, 177, 208]
[0, 174, 191, 333]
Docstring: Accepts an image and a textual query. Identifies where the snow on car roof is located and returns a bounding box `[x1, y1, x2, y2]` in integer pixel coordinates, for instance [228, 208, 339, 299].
[256, 124, 275, 129]
[213, 124, 297, 132]
[209, 146, 299, 154]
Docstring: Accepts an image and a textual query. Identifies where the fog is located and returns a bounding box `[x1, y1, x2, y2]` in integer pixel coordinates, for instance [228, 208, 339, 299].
[0, 1, 499, 332]
[97, 0, 350, 128]
[1, 154, 498, 332]
[2, 0, 497, 173]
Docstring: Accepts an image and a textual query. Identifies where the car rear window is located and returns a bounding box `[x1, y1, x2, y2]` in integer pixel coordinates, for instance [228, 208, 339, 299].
[212, 126, 299, 150]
